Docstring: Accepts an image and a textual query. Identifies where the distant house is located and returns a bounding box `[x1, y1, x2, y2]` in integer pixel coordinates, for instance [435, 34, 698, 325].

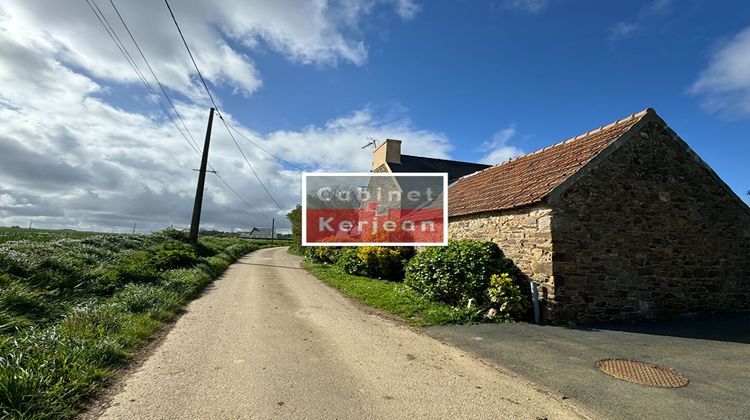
[375, 108, 750, 323]
[240, 227, 276, 239]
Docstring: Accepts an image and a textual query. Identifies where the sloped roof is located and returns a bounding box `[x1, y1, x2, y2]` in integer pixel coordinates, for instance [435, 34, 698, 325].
[449, 109, 652, 217]
[387, 155, 490, 183]
[248, 227, 275, 238]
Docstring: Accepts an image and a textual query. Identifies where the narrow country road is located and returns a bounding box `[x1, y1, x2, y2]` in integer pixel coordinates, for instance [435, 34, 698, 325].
[95, 247, 583, 419]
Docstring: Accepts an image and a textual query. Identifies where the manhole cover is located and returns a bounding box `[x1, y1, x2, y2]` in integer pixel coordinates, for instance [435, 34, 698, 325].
[596, 359, 689, 388]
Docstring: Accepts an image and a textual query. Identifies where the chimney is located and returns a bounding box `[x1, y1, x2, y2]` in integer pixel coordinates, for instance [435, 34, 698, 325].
[372, 139, 401, 170]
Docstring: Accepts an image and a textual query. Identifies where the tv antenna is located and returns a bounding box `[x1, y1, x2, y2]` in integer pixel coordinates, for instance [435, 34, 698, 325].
[361, 137, 379, 149]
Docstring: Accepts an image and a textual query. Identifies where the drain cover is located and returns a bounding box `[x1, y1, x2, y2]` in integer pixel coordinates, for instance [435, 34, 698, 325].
[596, 359, 689, 388]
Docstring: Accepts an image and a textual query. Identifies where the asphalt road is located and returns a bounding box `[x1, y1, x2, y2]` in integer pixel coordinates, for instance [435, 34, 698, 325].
[95, 247, 583, 419]
[428, 314, 750, 420]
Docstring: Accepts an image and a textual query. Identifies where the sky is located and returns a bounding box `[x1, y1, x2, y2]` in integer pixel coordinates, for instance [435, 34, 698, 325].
[0, 0, 748, 233]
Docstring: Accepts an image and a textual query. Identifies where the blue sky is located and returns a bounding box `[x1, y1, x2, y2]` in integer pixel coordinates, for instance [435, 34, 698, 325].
[0, 0, 748, 232]
[229, 0, 750, 199]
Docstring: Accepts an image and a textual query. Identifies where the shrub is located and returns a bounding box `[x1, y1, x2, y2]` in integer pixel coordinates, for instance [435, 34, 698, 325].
[287, 205, 302, 255]
[336, 248, 368, 276]
[404, 240, 507, 306]
[486, 273, 527, 320]
[303, 246, 340, 264]
[334, 247, 413, 280]
[357, 246, 413, 280]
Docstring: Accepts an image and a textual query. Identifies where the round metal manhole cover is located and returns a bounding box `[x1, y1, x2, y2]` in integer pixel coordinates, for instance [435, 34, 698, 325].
[596, 359, 689, 388]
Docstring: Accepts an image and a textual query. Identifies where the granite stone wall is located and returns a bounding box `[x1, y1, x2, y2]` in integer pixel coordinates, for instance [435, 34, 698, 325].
[448, 206, 556, 316]
[551, 121, 750, 322]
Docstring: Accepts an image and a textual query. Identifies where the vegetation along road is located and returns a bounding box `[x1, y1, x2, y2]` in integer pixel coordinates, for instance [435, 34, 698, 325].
[92, 247, 584, 419]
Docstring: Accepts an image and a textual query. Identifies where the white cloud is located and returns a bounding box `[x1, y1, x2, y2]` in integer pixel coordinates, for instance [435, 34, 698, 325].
[500, 0, 551, 15]
[608, 22, 638, 41]
[478, 126, 523, 164]
[608, 0, 673, 42]
[393, 0, 421, 20]
[0, 0, 443, 232]
[267, 108, 452, 172]
[0, 0, 418, 102]
[691, 26, 750, 116]
[0, 194, 27, 208]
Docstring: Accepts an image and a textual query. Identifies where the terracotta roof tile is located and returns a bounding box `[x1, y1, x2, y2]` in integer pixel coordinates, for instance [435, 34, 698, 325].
[448, 109, 652, 217]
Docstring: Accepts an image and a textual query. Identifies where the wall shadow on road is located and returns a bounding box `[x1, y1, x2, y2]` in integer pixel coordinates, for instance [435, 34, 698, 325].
[574, 311, 750, 344]
[234, 261, 307, 270]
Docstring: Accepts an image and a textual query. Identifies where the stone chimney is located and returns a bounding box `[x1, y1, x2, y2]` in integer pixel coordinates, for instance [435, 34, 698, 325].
[372, 139, 401, 169]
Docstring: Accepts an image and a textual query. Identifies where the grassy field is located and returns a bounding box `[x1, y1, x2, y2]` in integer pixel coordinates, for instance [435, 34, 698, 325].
[303, 261, 484, 328]
[0, 227, 103, 245]
[0, 227, 283, 419]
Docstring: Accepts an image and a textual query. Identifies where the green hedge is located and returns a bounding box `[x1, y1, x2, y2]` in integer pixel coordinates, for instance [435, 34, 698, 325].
[404, 240, 509, 306]
[336, 246, 413, 280]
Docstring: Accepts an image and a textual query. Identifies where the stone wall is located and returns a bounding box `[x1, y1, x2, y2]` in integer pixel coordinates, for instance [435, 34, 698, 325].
[552, 121, 750, 322]
[449, 205, 555, 314]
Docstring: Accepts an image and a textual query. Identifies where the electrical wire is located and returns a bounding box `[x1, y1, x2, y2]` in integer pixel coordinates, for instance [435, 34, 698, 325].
[108, 0, 200, 151]
[164, 0, 286, 210]
[85, 0, 274, 219]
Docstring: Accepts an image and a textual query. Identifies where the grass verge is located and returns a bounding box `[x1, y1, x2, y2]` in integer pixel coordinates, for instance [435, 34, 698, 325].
[302, 261, 483, 328]
[0, 230, 284, 419]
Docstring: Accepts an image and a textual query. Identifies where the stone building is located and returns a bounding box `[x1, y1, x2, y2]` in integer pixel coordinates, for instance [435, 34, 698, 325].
[375, 109, 750, 323]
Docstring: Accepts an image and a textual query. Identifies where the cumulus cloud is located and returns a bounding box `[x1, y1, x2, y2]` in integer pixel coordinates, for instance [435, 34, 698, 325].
[478, 126, 524, 164]
[0, 0, 444, 232]
[691, 26, 750, 117]
[0, 0, 418, 101]
[264, 108, 452, 172]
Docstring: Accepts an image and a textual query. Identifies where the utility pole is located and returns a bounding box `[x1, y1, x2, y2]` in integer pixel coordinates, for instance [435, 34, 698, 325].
[189, 107, 215, 245]
[132, 222, 137, 234]
[271, 218, 275, 241]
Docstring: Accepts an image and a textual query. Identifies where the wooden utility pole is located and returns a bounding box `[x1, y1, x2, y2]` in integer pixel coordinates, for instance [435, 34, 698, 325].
[271, 218, 275, 241]
[132, 222, 137, 234]
[189, 107, 215, 245]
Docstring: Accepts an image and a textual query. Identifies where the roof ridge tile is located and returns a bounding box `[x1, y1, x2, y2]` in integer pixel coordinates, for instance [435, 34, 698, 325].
[449, 108, 653, 216]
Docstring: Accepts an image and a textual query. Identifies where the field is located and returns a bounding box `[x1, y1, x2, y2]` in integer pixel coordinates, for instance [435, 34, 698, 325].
[0, 227, 283, 419]
[0, 227, 102, 245]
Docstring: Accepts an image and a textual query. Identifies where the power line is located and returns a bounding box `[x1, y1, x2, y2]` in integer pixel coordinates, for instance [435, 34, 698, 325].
[85, 0, 272, 219]
[219, 118, 283, 209]
[163, 0, 220, 111]
[107, 0, 200, 151]
[164, 0, 285, 210]
[85, 0, 199, 155]
[224, 122, 303, 171]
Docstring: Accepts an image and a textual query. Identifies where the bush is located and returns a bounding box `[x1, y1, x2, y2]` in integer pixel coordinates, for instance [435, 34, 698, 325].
[287, 205, 302, 255]
[334, 247, 413, 280]
[303, 246, 340, 264]
[357, 246, 413, 280]
[336, 248, 368, 275]
[486, 273, 527, 320]
[404, 240, 508, 306]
